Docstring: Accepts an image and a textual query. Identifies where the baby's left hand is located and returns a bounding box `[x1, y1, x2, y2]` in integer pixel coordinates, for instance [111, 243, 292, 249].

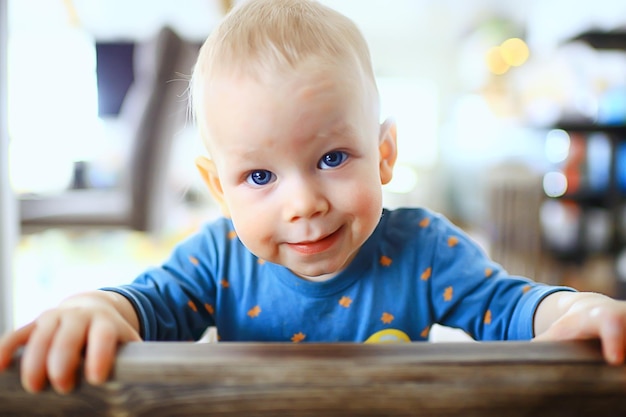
[533, 291, 626, 365]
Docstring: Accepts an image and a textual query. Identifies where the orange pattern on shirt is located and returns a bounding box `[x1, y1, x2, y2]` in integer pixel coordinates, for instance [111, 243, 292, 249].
[291, 332, 306, 343]
[257, 258, 266, 265]
[380, 255, 392, 267]
[381, 312, 394, 324]
[339, 296, 352, 308]
[189, 256, 200, 266]
[247, 305, 261, 318]
[221, 279, 230, 288]
[227, 230, 237, 240]
[187, 300, 198, 312]
[443, 286, 453, 302]
[420, 326, 430, 338]
[204, 303, 214, 315]
[419, 217, 430, 228]
[421, 267, 432, 281]
[484, 310, 492, 325]
[447, 236, 459, 247]
[485, 267, 493, 278]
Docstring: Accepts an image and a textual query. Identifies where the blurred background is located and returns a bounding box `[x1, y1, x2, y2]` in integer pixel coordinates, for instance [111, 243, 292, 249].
[2, 0, 626, 331]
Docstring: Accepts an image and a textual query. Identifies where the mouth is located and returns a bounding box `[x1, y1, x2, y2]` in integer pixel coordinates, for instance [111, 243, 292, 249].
[288, 227, 343, 255]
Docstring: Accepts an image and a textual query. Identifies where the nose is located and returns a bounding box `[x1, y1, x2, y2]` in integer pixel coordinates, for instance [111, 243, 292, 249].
[283, 176, 329, 222]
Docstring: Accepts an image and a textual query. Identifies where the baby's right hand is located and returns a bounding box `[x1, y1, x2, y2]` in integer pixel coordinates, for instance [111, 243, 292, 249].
[0, 291, 141, 394]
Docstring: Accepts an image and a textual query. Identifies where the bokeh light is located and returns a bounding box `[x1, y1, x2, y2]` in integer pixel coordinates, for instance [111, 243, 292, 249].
[486, 46, 510, 75]
[500, 38, 529, 67]
[544, 129, 571, 164]
[543, 171, 568, 197]
[486, 37, 530, 75]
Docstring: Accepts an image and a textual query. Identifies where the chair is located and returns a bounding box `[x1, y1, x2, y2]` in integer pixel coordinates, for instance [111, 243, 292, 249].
[485, 162, 546, 280]
[19, 27, 198, 233]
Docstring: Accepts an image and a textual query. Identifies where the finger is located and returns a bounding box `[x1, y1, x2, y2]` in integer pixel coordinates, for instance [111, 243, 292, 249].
[599, 317, 625, 365]
[84, 318, 140, 385]
[20, 314, 60, 393]
[533, 307, 626, 365]
[46, 314, 89, 394]
[0, 322, 36, 369]
[84, 319, 117, 385]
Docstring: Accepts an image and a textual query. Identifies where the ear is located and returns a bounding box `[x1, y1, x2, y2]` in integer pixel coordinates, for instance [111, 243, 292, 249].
[195, 156, 230, 217]
[378, 118, 398, 185]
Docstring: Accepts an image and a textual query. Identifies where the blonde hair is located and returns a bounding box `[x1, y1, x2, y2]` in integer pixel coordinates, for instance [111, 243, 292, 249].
[190, 0, 379, 140]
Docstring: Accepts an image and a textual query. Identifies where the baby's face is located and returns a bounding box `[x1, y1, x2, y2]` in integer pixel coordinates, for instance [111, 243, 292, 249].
[202, 64, 394, 281]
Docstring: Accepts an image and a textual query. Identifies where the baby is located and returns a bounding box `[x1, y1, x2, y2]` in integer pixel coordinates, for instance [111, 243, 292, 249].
[2, 0, 626, 395]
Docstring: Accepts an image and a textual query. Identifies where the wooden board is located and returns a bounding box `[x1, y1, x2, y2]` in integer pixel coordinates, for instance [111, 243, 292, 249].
[0, 340, 624, 416]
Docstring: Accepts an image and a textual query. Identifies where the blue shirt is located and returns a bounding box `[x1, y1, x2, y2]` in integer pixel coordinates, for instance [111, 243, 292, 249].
[103, 207, 573, 342]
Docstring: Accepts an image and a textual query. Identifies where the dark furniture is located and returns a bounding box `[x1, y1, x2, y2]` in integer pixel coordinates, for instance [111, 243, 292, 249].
[19, 27, 198, 233]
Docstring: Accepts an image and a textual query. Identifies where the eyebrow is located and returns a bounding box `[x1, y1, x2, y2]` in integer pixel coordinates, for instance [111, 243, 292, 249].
[317, 121, 359, 141]
[223, 120, 362, 165]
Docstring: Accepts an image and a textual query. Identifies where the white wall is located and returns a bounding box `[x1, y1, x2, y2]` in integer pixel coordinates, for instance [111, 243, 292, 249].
[0, 0, 15, 334]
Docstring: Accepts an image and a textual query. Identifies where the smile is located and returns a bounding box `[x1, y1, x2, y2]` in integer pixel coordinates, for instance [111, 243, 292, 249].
[288, 227, 342, 255]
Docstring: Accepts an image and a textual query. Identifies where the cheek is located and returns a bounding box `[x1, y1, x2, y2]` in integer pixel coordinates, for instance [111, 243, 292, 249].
[336, 173, 383, 222]
[225, 192, 279, 256]
[229, 209, 271, 255]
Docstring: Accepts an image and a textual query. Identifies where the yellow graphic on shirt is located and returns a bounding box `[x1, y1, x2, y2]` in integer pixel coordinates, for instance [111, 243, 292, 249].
[227, 230, 237, 240]
[421, 267, 432, 281]
[257, 258, 266, 265]
[247, 305, 261, 318]
[420, 326, 430, 338]
[419, 217, 430, 228]
[291, 332, 306, 343]
[187, 300, 198, 312]
[379, 255, 392, 267]
[447, 236, 459, 247]
[485, 267, 493, 278]
[381, 312, 394, 324]
[365, 329, 411, 343]
[522, 285, 531, 293]
[443, 286, 453, 302]
[189, 255, 200, 266]
[484, 310, 492, 325]
[339, 296, 352, 308]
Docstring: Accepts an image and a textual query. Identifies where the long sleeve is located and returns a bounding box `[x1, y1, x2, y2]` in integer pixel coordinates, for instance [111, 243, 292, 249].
[101, 220, 231, 341]
[409, 210, 573, 340]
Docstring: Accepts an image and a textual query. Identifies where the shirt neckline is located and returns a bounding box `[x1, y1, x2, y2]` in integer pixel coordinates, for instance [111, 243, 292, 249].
[266, 210, 387, 297]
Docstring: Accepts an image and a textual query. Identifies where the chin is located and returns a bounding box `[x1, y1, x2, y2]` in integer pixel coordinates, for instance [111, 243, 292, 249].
[292, 262, 345, 282]
[282, 247, 357, 281]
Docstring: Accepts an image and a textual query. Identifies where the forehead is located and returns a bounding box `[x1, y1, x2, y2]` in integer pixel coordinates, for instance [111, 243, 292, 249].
[202, 63, 376, 150]
[208, 59, 365, 105]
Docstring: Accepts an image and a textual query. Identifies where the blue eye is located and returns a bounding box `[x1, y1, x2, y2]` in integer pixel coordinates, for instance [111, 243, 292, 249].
[247, 170, 275, 186]
[318, 151, 348, 169]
